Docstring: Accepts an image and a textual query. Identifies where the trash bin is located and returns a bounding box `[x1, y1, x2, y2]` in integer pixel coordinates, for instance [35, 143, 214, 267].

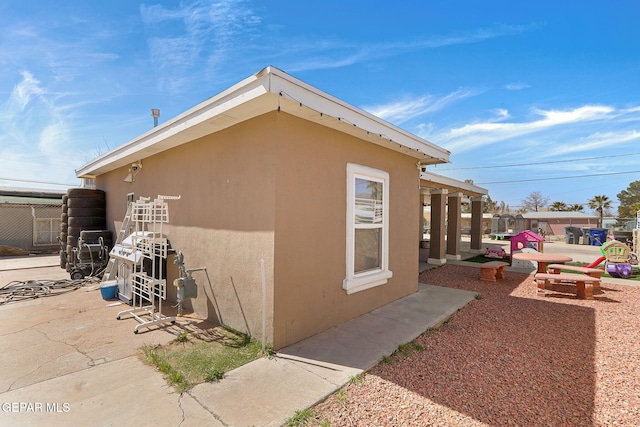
[589, 228, 608, 246]
[581, 228, 591, 245]
[564, 227, 582, 245]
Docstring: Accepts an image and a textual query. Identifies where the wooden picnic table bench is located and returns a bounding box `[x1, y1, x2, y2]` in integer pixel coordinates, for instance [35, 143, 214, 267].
[547, 264, 603, 291]
[479, 261, 509, 282]
[534, 272, 601, 300]
[547, 264, 603, 278]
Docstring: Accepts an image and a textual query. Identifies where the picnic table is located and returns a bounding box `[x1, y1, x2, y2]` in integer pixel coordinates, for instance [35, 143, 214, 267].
[511, 252, 572, 274]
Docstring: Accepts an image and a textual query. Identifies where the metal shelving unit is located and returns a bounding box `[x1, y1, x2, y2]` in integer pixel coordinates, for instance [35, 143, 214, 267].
[116, 195, 180, 333]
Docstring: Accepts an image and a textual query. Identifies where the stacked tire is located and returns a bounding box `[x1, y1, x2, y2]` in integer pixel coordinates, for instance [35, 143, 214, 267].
[60, 195, 69, 269]
[60, 189, 112, 279]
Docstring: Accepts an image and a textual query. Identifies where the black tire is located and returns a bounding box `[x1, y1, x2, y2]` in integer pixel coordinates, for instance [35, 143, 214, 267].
[80, 230, 112, 242]
[67, 188, 105, 199]
[62, 204, 68, 214]
[91, 237, 113, 247]
[68, 217, 106, 228]
[67, 236, 79, 247]
[67, 207, 105, 218]
[70, 270, 85, 280]
[68, 236, 112, 248]
[67, 225, 104, 236]
[67, 198, 106, 209]
[59, 250, 67, 268]
[61, 213, 68, 223]
[76, 244, 105, 256]
[59, 232, 67, 243]
[62, 195, 68, 204]
[61, 223, 68, 233]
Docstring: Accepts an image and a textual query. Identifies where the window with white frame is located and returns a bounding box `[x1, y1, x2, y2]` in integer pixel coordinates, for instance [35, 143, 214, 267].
[343, 163, 392, 294]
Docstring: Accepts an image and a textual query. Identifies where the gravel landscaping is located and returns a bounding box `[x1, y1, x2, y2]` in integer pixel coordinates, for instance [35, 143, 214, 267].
[311, 264, 640, 426]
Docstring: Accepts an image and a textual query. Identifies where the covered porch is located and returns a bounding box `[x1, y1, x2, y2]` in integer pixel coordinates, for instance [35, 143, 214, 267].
[419, 170, 488, 266]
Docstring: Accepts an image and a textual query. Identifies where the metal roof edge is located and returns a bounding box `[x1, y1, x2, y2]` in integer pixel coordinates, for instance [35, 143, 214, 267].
[77, 66, 451, 177]
[267, 67, 450, 163]
[420, 170, 488, 196]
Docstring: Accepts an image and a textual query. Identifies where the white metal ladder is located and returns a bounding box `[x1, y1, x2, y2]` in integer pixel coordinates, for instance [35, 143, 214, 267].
[102, 202, 134, 283]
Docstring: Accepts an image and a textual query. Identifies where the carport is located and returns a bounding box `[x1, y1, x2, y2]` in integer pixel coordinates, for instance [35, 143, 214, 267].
[419, 170, 488, 265]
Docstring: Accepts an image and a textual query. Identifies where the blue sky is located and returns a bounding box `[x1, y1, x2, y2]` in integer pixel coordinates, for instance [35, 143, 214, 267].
[1, 0, 639, 213]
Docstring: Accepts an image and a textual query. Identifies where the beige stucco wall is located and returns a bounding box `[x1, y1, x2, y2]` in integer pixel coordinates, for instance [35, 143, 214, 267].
[97, 115, 277, 345]
[271, 113, 419, 349]
[96, 111, 420, 349]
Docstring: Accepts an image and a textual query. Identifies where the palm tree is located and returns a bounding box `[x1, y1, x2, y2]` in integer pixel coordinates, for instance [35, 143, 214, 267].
[588, 195, 611, 228]
[550, 201, 568, 211]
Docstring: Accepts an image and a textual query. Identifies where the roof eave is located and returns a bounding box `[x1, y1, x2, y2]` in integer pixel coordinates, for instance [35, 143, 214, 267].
[419, 170, 488, 198]
[77, 66, 450, 178]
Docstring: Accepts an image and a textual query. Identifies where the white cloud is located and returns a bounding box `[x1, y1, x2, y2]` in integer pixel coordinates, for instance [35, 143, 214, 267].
[140, 0, 262, 92]
[542, 130, 640, 157]
[0, 71, 85, 187]
[505, 82, 530, 90]
[439, 105, 618, 153]
[9, 71, 44, 111]
[489, 109, 510, 121]
[287, 23, 536, 73]
[363, 90, 478, 124]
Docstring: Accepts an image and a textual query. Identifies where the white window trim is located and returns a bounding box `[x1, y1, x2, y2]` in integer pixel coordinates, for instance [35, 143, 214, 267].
[343, 163, 392, 294]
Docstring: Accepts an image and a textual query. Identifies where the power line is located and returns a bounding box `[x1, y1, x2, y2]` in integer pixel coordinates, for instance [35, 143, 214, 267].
[477, 170, 640, 185]
[437, 152, 640, 171]
[0, 177, 77, 187]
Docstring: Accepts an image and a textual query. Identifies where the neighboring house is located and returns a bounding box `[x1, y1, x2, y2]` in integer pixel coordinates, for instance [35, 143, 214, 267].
[76, 66, 487, 349]
[423, 209, 493, 236]
[521, 211, 599, 236]
[0, 187, 64, 252]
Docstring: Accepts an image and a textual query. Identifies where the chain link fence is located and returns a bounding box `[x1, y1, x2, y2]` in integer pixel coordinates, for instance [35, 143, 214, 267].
[0, 203, 62, 253]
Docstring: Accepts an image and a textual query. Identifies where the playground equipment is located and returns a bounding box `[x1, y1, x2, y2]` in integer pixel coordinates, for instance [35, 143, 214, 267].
[510, 230, 544, 255]
[586, 256, 606, 268]
[490, 214, 526, 240]
[600, 240, 633, 279]
[484, 246, 506, 259]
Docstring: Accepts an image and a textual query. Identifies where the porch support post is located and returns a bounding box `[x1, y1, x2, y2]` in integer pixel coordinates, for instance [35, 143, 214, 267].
[428, 189, 448, 265]
[419, 192, 427, 245]
[470, 196, 484, 252]
[446, 192, 463, 260]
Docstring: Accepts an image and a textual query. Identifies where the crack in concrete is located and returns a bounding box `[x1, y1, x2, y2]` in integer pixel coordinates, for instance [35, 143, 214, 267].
[0, 303, 104, 338]
[5, 325, 94, 392]
[187, 390, 230, 427]
[177, 393, 186, 427]
[35, 324, 97, 366]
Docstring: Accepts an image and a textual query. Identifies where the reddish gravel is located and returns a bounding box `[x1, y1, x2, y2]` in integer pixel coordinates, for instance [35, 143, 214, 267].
[311, 264, 640, 426]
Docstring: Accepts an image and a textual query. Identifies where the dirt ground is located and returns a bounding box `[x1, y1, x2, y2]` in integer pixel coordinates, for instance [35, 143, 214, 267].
[0, 245, 29, 257]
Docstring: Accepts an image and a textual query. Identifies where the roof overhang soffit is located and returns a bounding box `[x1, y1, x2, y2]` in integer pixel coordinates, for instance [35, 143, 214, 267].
[419, 170, 488, 198]
[76, 67, 450, 178]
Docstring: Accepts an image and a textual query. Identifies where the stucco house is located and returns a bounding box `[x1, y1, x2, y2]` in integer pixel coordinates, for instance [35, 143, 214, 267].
[0, 187, 64, 253]
[521, 211, 599, 237]
[76, 66, 486, 349]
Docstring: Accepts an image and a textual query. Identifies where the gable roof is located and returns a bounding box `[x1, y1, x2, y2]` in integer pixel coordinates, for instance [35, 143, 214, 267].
[0, 186, 65, 204]
[521, 211, 598, 220]
[76, 66, 451, 179]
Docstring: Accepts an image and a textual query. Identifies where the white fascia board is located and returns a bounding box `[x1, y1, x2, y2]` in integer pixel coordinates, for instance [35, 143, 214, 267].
[420, 170, 488, 196]
[77, 66, 450, 177]
[76, 72, 273, 178]
[268, 68, 450, 163]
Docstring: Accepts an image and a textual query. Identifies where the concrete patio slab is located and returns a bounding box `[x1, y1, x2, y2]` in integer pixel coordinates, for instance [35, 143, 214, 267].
[0, 256, 479, 426]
